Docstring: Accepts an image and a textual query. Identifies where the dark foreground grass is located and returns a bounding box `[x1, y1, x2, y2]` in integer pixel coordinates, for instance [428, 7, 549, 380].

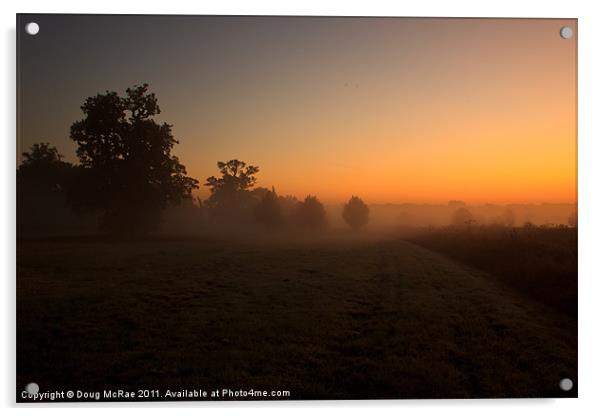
[17, 236, 576, 401]
[407, 226, 577, 318]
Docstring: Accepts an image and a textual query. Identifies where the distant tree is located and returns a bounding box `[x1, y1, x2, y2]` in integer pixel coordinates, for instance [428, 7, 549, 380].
[491, 208, 515, 227]
[205, 160, 259, 196]
[69, 84, 199, 235]
[17, 143, 80, 235]
[342, 196, 369, 230]
[294, 195, 327, 229]
[398, 209, 412, 225]
[451, 207, 475, 227]
[21, 142, 64, 166]
[254, 187, 282, 229]
[160, 195, 207, 234]
[502, 208, 516, 227]
[568, 211, 578, 228]
[204, 159, 259, 224]
[18, 142, 74, 193]
[250, 187, 271, 201]
[277, 194, 299, 225]
[448, 200, 466, 209]
[278, 194, 299, 211]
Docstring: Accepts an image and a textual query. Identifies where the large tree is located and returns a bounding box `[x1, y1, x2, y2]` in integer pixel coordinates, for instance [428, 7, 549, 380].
[69, 84, 199, 235]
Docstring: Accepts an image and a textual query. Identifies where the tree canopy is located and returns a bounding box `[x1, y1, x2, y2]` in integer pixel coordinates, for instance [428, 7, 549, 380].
[451, 207, 475, 227]
[254, 187, 282, 229]
[69, 84, 198, 235]
[294, 195, 327, 229]
[203, 160, 260, 226]
[205, 160, 259, 197]
[342, 196, 369, 230]
[18, 142, 74, 193]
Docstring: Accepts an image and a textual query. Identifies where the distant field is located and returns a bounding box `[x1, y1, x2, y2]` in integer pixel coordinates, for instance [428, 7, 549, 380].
[17, 236, 577, 400]
[407, 226, 577, 318]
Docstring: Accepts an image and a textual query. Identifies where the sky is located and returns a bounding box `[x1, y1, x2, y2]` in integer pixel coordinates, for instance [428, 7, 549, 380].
[17, 15, 577, 204]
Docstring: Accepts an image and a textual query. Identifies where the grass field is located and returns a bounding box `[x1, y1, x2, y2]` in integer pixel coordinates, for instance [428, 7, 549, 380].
[17, 235, 577, 401]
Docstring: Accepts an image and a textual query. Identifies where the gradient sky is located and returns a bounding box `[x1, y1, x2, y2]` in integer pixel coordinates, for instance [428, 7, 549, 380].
[17, 15, 577, 204]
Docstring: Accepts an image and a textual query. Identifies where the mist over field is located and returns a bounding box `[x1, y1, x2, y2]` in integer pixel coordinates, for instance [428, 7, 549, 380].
[18, 192, 577, 238]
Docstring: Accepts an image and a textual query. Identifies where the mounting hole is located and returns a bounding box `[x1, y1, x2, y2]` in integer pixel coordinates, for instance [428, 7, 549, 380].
[560, 26, 573, 39]
[559, 378, 573, 391]
[25, 22, 40, 36]
[25, 382, 39, 395]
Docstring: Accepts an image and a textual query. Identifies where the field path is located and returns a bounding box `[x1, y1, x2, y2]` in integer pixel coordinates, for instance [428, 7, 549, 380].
[17, 237, 577, 399]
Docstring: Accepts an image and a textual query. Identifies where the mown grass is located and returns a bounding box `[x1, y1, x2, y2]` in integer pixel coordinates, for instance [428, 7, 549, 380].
[17, 236, 576, 401]
[407, 226, 577, 318]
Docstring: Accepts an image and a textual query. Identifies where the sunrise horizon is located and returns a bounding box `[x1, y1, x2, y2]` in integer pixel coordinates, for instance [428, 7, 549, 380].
[18, 16, 576, 207]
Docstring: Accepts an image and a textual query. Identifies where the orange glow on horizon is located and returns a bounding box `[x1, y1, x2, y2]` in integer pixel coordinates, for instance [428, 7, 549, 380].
[175, 19, 577, 205]
[20, 17, 577, 205]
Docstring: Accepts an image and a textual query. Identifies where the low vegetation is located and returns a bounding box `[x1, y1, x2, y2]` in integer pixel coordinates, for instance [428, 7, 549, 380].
[407, 225, 577, 318]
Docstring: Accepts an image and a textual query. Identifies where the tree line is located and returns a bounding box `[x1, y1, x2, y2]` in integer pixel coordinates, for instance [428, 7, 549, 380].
[17, 84, 370, 236]
[447, 200, 577, 228]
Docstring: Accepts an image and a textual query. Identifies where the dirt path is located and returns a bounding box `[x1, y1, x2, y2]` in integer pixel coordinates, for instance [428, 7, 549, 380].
[17, 237, 577, 400]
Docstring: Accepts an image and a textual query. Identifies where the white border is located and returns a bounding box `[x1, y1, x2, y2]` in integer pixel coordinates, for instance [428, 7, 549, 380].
[2, 1, 602, 415]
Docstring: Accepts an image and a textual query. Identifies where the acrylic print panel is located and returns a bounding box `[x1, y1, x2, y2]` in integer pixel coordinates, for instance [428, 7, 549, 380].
[16, 14, 577, 402]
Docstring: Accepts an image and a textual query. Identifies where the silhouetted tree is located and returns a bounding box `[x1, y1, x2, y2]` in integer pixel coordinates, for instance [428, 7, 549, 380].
[204, 160, 259, 225]
[342, 196, 369, 230]
[205, 160, 259, 195]
[21, 142, 63, 166]
[18, 142, 74, 193]
[448, 200, 466, 209]
[277, 194, 299, 226]
[17, 143, 81, 235]
[294, 195, 327, 229]
[493, 208, 516, 227]
[254, 187, 282, 229]
[568, 211, 578, 227]
[278, 195, 299, 212]
[398, 209, 413, 226]
[160, 196, 206, 234]
[69, 84, 199, 235]
[503, 208, 515, 227]
[523, 221, 536, 229]
[451, 207, 475, 227]
[250, 187, 271, 201]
